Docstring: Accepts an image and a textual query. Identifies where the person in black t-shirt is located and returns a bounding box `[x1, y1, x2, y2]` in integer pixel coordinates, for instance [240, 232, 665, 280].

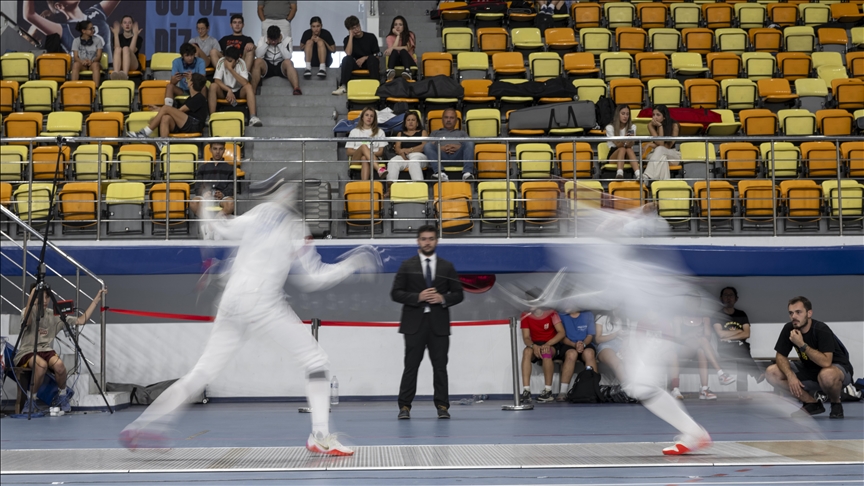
[191, 142, 235, 217]
[110, 15, 143, 80]
[128, 73, 209, 139]
[766, 296, 853, 419]
[332, 15, 380, 95]
[711, 286, 763, 394]
[219, 14, 256, 74]
[300, 16, 336, 79]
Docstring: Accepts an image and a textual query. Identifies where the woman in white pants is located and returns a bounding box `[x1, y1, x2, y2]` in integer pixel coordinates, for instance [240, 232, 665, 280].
[387, 112, 428, 185]
[643, 105, 681, 181]
[120, 170, 382, 456]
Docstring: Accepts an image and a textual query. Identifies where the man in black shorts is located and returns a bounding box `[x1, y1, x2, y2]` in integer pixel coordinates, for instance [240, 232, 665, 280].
[766, 296, 854, 419]
[129, 73, 209, 138]
[209, 47, 262, 127]
[254, 25, 302, 95]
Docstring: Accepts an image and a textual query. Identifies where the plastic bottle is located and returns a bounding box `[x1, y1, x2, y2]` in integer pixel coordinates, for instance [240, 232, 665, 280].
[359, 1, 365, 16]
[330, 375, 339, 405]
[457, 397, 474, 405]
[474, 394, 488, 403]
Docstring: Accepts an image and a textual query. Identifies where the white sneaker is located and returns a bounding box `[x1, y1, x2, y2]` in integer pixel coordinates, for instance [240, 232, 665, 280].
[306, 432, 354, 456]
[432, 172, 449, 182]
[662, 430, 712, 456]
[332, 85, 346, 96]
[671, 387, 683, 400]
[462, 172, 474, 180]
[386, 69, 396, 81]
[699, 389, 718, 400]
[718, 372, 736, 386]
[249, 115, 263, 127]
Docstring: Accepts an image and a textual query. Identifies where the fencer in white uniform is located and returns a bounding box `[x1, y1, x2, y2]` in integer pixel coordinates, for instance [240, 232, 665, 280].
[120, 170, 382, 455]
[503, 205, 713, 455]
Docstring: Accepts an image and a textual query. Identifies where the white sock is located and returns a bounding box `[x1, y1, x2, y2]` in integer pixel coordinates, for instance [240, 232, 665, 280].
[717, 369, 725, 376]
[59, 387, 67, 396]
[642, 388, 704, 438]
[306, 376, 330, 437]
[319, 64, 326, 71]
[164, 97, 174, 107]
[616, 169, 624, 176]
[701, 386, 709, 392]
[634, 170, 641, 178]
[544, 385, 552, 392]
[26, 391, 32, 399]
[523, 386, 531, 392]
[142, 126, 153, 136]
[559, 384, 569, 394]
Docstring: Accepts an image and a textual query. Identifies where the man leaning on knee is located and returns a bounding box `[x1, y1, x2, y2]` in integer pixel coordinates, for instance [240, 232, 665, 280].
[765, 296, 853, 419]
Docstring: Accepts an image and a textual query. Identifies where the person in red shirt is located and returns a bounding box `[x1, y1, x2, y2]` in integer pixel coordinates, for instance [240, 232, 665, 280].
[520, 300, 566, 403]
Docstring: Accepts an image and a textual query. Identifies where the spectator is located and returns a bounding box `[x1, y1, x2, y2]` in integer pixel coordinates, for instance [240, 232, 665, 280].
[189, 17, 221, 68]
[423, 107, 475, 181]
[210, 47, 263, 127]
[332, 15, 380, 96]
[539, 0, 568, 15]
[712, 287, 763, 396]
[165, 43, 206, 108]
[643, 105, 681, 181]
[766, 296, 853, 419]
[69, 20, 104, 85]
[594, 311, 628, 384]
[109, 15, 142, 80]
[219, 14, 256, 80]
[190, 142, 235, 217]
[258, 0, 296, 41]
[346, 107, 388, 180]
[605, 104, 637, 179]
[384, 16, 417, 81]
[254, 25, 302, 96]
[556, 309, 599, 402]
[23, 0, 119, 56]
[129, 73, 209, 139]
[674, 305, 736, 400]
[386, 112, 428, 185]
[300, 16, 336, 79]
[392, 225, 464, 420]
[14, 284, 107, 413]
[520, 298, 566, 403]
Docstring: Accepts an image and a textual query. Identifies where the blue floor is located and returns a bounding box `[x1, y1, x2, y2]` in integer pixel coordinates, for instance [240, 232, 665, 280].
[2, 398, 862, 485]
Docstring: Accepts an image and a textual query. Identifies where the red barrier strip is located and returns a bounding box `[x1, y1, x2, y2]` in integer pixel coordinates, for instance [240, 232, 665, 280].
[101, 307, 315, 324]
[318, 319, 509, 327]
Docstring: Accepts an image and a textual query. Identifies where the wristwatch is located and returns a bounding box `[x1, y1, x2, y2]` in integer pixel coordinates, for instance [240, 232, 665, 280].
[799, 343, 808, 351]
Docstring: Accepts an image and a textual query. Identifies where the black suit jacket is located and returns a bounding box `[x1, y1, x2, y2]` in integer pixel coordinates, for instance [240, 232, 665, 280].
[391, 254, 464, 336]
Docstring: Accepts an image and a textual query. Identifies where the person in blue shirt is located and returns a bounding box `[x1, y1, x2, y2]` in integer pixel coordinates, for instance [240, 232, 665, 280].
[556, 310, 599, 401]
[165, 42, 207, 107]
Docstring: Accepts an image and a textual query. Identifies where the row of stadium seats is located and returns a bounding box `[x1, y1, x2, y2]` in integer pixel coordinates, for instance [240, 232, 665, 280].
[438, 1, 864, 31]
[0, 51, 199, 84]
[0, 142, 243, 183]
[442, 25, 864, 56]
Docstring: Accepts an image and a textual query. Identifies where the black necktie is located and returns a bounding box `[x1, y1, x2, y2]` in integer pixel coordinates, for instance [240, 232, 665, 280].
[425, 258, 433, 288]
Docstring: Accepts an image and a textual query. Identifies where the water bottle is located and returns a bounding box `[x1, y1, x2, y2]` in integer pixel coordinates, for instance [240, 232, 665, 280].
[330, 375, 339, 405]
[475, 394, 488, 403]
[359, 1, 365, 16]
[457, 397, 474, 405]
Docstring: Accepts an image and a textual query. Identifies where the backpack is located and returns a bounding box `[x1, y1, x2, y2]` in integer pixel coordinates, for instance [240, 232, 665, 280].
[567, 368, 604, 403]
[595, 96, 616, 129]
[534, 13, 555, 32]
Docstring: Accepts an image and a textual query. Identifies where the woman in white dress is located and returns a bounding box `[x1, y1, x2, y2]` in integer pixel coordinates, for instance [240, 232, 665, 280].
[643, 105, 681, 181]
[347, 107, 388, 181]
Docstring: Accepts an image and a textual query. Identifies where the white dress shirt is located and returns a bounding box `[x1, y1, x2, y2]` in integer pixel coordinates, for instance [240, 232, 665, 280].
[420, 251, 437, 313]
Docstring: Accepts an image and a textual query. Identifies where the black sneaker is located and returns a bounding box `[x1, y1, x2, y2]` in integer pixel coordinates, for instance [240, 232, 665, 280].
[829, 402, 844, 419]
[520, 389, 532, 404]
[397, 406, 410, 419]
[537, 389, 554, 403]
[793, 401, 826, 417]
[303, 68, 312, 79]
[437, 405, 450, 419]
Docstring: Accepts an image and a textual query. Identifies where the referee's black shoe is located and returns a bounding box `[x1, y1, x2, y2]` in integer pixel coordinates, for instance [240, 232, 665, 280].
[398, 407, 410, 420]
[437, 406, 450, 419]
[829, 402, 844, 419]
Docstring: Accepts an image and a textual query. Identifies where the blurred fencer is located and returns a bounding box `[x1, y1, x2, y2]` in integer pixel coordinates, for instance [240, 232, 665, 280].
[502, 204, 714, 455]
[120, 169, 382, 455]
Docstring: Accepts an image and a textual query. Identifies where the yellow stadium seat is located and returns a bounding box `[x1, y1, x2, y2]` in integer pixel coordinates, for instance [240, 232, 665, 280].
[798, 3, 830, 26]
[149, 182, 190, 234]
[608, 181, 647, 211]
[72, 144, 113, 181]
[516, 143, 554, 179]
[748, 28, 782, 53]
[0, 52, 35, 82]
[741, 53, 776, 81]
[841, 142, 864, 178]
[465, 108, 501, 138]
[801, 141, 839, 178]
[433, 181, 474, 233]
[735, 3, 766, 30]
[648, 28, 681, 55]
[823, 180, 864, 230]
[705, 109, 741, 136]
[1, 146, 28, 182]
[149, 52, 181, 80]
[832, 79, 864, 111]
[0, 80, 18, 113]
[564, 180, 603, 220]
[12, 183, 55, 224]
[721, 79, 757, 111]
[652, 180, 692, 229]
[706, 53, 742, 82]
[478, 181, 517, 231]
[572, 79, 608, 103]
[160, 144, 199, 181]
[720, 142, 760, 178]
[740, 109, 777, 137]
[99, 80, 135, 113]
[672, 52, 708, 77]
[600, 52, 634, 81]
[389, 182, 430, 233]
[118, 144, 157, 181]
[545, 28, 578, 53]
[648, 79, 683, 107]
[3, 112, 43, 145]
[738, 180, 779, 230]
[684, 79, 720, 109]
[605, 2, 636, 28]
[693, 180, 734, 231]
[512, 28, 544, 58]
[40, 111, 83, 137]
[20, 80, 57, 112]
[779, 179, 821, 231]
[761, 142, 800, 178]
[36, 53, 71, 82]
[564, 53, 600, 79]
[442, 27, 474, 54]
[58, 181, 99, 233]
[105, 182, 145, 235]
[529, 52, 563, 81]
[682, 28, 713, 55]
[477, 27, 509, 55]
[209, 111, 246, 138]
[346, 79, 380, 110]
[125, 111, 159, 137]
[795, 78, 830, 113]
[456, 52, 489, 81]
[715, 28, 748, 56]
[571, 2, 603, 29]
[609, 79, 644, 110]
[638, 3, 669, 29]
[32, 146, 71, 181]
[671, 3, 701, 29]
[784, 26, 816, 54]
[580, 28, 613, 55]
[522, 181, 560, 231]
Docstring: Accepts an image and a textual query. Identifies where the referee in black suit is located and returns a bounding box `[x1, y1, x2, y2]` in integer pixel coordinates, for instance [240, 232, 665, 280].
[391, 225, 464, 419]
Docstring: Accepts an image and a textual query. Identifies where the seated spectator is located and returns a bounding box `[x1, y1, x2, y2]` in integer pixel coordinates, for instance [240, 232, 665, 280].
[766, 296, 853, 419]
[219, 14, 257, 85]
[712, 287, 763, 397]
[190, 141, 235, 217]
[674, 301, 736, 400]
[69, 20, 104, 85]
[520, 299, 566, 403]
[14, 284, 106, 413]
[386, 112, 428, 185]
[300, 16, 335, 79]
[129, 73, 209, 139]
[110, 15, 142, 80]
[556, 309, 599, 402]
[423, 108, 475, 180]
[258, 0, 296, 40]
[210, 47, 263, 127]
[539, 0, 568, 15]
[643, 105, 681, 181]
[254, 25, 302, 96]
[595, 311, 628, 383]
[605, 104, 637, 179]
[166, 42, 206, 107]
[346, 107, 388, 181]
[190, 17, 221, 68]
[332, 15, 380, 96]
[384, 16, 417, 81]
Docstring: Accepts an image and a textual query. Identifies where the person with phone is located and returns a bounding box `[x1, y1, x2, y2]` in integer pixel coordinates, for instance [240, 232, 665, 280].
[166, 43, 206, 108]
[605, 104, 639, 179]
